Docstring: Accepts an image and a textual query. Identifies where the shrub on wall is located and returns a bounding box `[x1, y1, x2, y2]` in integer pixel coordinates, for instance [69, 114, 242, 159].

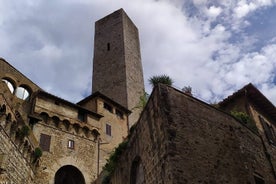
[102, 140, 128, 183]
[230, 111, 258, 133]
[19, 125, 30, 139]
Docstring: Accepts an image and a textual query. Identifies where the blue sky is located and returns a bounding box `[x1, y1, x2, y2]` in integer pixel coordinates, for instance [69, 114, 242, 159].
[0, 0, 276, 105]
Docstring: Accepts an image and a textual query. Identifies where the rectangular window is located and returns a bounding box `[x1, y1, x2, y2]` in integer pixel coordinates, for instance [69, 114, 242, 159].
[259, 116, 276, 145]
[78, 110, 87, 122]
[106, 124, 112, 136]
[115, 109, 124, 119]
[68, 140, 74, 149]
[103, 102, 113, 113]
[107, 43, 110, 51]
[40, 134, 51, 152]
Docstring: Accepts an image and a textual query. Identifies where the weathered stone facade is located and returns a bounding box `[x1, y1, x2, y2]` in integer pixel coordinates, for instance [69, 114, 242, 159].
[108, 84, 276, 184]
[1, 8, 276, 184]
[92, 9, 145, 127]
[0, 52, 130, 183]
[0, 9, 141, 184]
[0, 93, 36, 184]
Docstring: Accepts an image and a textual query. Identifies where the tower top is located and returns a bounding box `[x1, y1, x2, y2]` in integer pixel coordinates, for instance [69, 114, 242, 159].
[96, 9, 137, 28]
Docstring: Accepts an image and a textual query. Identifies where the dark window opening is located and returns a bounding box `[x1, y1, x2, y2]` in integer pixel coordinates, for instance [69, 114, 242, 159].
[254, 174, 265, 184]
[68, 140, 74, 149]
[106, 124, 111, 136]
[259, 116, 276, 145]
[115, 109, 124, 119]
[40, 134, 51, 152]
[104, 102, 113, 113]
[78, 110, 87, 122]
[107, 43, 110, 51]
[0, 104, 6, 114]
[29, 117, 39, 129]
[130, 157, 145, 184]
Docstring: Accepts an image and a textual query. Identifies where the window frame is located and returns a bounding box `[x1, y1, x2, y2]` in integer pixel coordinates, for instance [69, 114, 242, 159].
[39, 133, 51, 152]
[68, 139, 75, 149]
[103, 102, 113, 113]
[106, 123, 112, 136]
[78, 110, 87, 122]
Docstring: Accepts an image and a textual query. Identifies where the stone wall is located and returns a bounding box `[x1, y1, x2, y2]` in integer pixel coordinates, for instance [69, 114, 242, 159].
[0, 94, 36, 184]
[32, 94, 100, 183]
[78, 95, 129, 173]
[33, 122, 97, 184]
[0, 58, 40, 96]
[108, 84, 276, 183]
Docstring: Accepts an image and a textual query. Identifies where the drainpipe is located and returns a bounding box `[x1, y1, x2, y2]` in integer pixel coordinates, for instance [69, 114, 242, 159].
[97, 138, 109, 176]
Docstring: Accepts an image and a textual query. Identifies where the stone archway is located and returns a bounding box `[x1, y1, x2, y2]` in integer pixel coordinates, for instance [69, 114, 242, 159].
[54, 165, 85, 184]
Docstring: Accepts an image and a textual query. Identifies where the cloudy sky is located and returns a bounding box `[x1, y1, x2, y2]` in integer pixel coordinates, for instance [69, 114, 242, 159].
[1, 0, 276, 105]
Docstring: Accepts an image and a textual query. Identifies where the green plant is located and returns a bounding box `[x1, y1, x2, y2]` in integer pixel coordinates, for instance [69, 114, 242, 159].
[102, 140, 128, 183]
[102, 174, 110, 184]
[133, 92, 149, 110]
[19, 125, 30, 139]
[34, 147, 42, 158]
[230, 111, 251, 124]
[149, 74, 173, 88]
[103, 140, 128, 173]
[182, 86, 192, 95]
[230, 111, 258, 132]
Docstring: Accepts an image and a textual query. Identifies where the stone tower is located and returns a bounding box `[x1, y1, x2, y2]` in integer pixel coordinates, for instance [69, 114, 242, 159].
[92, 9, 145, 127]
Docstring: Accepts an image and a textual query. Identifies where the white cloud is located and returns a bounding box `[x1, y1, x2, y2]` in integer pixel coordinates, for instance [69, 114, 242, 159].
[0, 0, 276, 106]
[234, 1, 257, 18]
[206, 6, 222, 18]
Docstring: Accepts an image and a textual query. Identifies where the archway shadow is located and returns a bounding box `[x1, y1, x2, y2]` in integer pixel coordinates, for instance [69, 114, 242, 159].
[54, 165, 85, 184]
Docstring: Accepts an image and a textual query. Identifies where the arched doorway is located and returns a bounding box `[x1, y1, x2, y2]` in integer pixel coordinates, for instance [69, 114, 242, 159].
[130, 156, 144, 184]
[54, 165, 85, 184]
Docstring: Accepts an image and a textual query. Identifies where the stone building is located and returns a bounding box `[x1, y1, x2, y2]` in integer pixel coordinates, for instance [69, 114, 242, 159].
[105, 84, 276, 184]
[0, 9, 141, 184]
[0, 55, 131, 183]
[1, 8, 276, 184]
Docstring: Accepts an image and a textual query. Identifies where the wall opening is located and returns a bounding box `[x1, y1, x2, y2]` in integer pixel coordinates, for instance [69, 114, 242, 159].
[54, 165, 85, 184]
[107, 43, 110, 51]
[130, 156, 144, 184]
[2, 78, 15, 93]
[15, 85, 31, 100]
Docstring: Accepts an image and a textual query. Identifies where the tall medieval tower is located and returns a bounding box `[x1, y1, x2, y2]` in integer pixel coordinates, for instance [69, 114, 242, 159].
[92, 9, 145, 127]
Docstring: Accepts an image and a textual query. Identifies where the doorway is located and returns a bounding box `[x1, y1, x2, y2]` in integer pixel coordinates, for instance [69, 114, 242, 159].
[54, 165, 85, 184]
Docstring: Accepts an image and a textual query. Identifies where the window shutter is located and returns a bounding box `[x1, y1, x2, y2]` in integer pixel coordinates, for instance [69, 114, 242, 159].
[40, 134, 51, 152]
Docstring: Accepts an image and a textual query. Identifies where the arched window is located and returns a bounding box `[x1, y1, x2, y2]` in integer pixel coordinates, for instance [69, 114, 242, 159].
[15, 86, 30, 100]
[2, 78, 15, 93]
[130, 156, 145, 184]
